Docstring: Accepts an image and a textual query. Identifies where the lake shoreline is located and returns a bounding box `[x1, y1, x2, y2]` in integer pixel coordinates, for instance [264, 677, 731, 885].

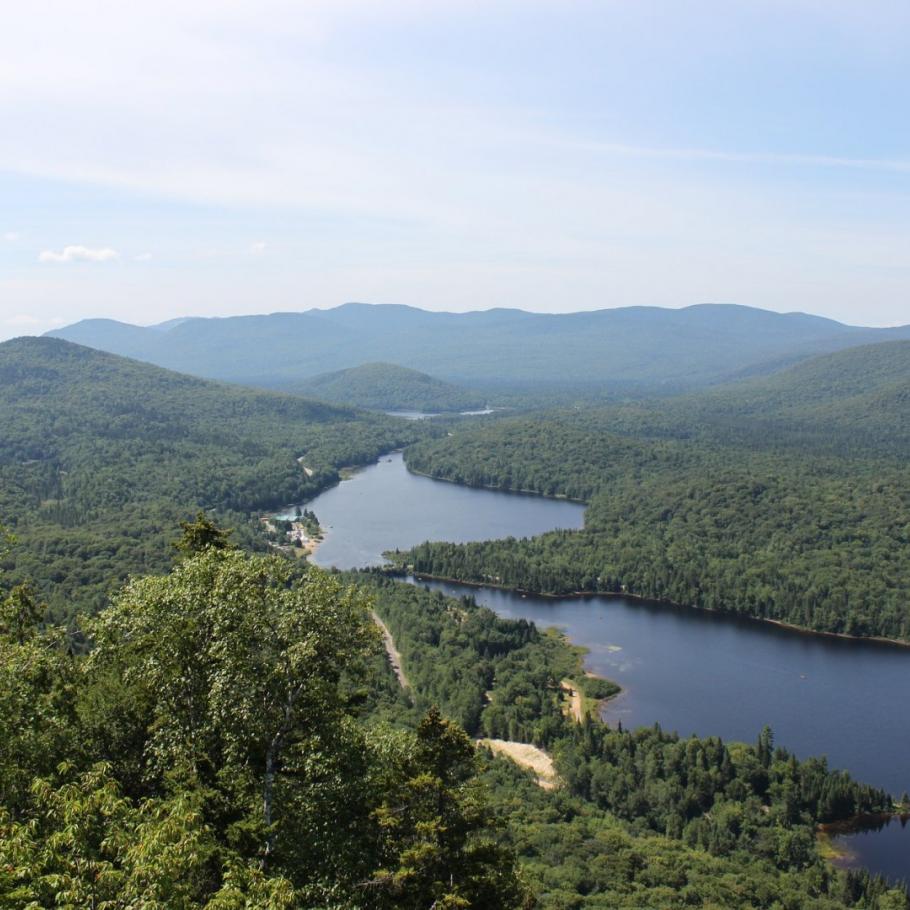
[818, 812, 910, 884]
[404, 464, 590, 505]
[391, 569, 910, 650]
[298, 450, 910, 884]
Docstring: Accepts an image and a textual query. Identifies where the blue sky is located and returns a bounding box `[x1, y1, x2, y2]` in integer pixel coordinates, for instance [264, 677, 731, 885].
[1, 1, 908, 338]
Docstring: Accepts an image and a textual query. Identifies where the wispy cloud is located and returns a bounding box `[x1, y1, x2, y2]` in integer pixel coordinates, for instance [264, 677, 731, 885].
[3, 231, 20, 242]
[134, 252, 153, 261]
[39, 245, 119, 263]
[249, 241, 267, 255]
[573, 141, 910, 174]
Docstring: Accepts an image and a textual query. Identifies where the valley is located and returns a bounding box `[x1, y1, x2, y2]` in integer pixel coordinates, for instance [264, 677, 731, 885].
[2, 327, 909, 906]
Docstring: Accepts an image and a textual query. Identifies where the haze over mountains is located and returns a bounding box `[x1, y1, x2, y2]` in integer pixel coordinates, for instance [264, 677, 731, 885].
[48, 302, 910, 393]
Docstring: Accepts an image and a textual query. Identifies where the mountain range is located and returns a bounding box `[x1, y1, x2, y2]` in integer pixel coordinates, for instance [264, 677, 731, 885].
[47, 302, 910, 393]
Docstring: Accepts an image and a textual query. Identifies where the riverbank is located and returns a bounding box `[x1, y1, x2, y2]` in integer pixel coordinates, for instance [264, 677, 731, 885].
[820, 811, 910, 839]
[260, 515, 323, 560]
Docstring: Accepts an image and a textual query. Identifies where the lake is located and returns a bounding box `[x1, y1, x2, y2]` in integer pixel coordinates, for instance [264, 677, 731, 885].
[384, 408, 497, 420]
[294, 451, 585, 570]
[299, 452, 910, 883]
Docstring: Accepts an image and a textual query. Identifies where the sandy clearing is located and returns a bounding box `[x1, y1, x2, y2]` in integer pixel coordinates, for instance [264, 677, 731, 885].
[477, 739, 559, 789]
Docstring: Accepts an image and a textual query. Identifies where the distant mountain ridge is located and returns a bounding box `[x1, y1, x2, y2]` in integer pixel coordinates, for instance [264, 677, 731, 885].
[283, 362, 486, 412]
[47, 302, 910, 392]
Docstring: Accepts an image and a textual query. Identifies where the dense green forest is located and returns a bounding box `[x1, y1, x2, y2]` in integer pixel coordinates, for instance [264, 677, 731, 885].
[2, 522, 906, 908]
[599, 340, 910, 459]
[3, 334, 909, 906]
[0, 337, 426, 619]
[281, 362, 488, 412]
[399, 343, 910, 641]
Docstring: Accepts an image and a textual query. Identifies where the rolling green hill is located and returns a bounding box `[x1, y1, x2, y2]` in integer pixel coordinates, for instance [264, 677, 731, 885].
[283, 361, 487, 412]
[665, 340, 910, 448]
[583, 339, 910, 458]
[48, 302, 910, 393]
[0, 336, 423, 618]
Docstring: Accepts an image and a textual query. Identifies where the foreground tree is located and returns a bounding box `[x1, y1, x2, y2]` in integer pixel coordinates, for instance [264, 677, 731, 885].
[1, 545, 528, 907]
[369, 708, 532, 909]
[173, 510, 235, 557]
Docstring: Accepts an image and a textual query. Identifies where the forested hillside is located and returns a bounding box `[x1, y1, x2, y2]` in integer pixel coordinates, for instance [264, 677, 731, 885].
[282, 361, 487, 412]
[49, 302, 910, 390]
[3, 335, 908, 907]
[601, 340, 910, 458]
[398, 343, 910, 641]
[0, 337, 424, 618]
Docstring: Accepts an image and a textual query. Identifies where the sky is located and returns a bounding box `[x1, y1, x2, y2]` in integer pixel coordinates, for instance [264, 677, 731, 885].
[1, 1, 909, 339]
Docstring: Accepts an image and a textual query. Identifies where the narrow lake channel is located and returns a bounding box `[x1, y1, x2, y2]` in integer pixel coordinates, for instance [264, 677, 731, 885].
[293, 451, 910, 885]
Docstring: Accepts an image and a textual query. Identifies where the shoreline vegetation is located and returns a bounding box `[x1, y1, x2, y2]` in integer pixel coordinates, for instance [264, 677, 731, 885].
[296, 448, 903, 667]
[0, 337, 427, 622]
[400, 375, 910, 643]
[261, 508, 324, 560]
[385, 567, 910, 651]
[371, 565, 904, 885]
[405, 464, 589, 504]
[818, 811, 910, 874]
[297, 452, 906, 892]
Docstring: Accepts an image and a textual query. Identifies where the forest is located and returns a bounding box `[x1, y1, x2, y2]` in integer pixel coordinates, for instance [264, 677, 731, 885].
[0, 528, 530, 908]
[2, 520, 907, 908]
[0, 337, 427, 620]
[398, 343, 910, 641]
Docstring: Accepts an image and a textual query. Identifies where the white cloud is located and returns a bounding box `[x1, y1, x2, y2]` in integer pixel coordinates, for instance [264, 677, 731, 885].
[3, 231, 20, 242]
[249, 241, 267, 255]
[134, 252, 153, 261]
[38, 245, 119, 263]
